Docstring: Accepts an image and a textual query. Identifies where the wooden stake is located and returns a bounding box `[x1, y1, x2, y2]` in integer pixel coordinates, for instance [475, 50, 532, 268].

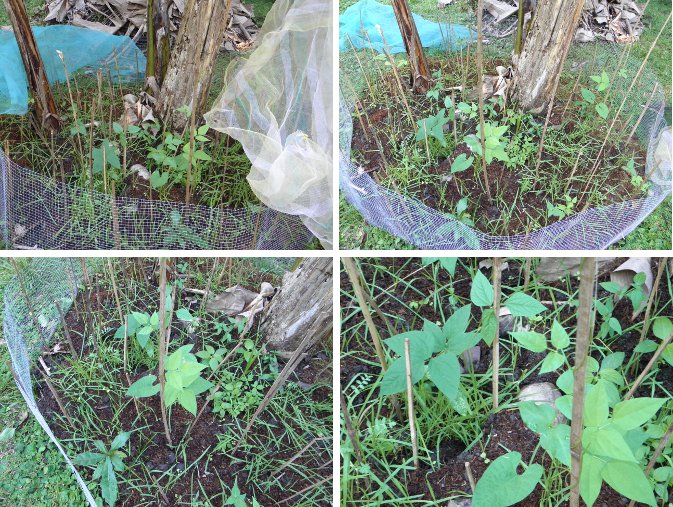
[404, 338, 419, 469]
[476, 0, 492, 201]
[625, 331, 673, 400]
[569, 257, 596, 507]
[54, 300, 77, 361]
[37, 363, 75, 426]
[492, 258, 502, 410]
[157, 258, 172, 446]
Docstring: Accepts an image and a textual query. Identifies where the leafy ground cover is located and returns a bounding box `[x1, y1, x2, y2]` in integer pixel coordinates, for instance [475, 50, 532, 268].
[338, 0, 672, 250]
[1, 258, 332, 506]
[341, 257, 673, 505]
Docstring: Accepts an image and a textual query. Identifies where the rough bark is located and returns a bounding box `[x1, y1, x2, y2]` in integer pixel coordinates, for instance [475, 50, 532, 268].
[260, 257, 332, 359]
[157, 0, 231, 129]
[4, 0, 60, 132]
[391, 0, 430, 94]
[510, 0, 585, 112]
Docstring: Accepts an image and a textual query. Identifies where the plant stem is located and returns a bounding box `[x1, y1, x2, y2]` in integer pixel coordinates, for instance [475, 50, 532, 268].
[569, 257, 596, 507]
[404, 338, 419, 469]
[157, 258, 173, 446]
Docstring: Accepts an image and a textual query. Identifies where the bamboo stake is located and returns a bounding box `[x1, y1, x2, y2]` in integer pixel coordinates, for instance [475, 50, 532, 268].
[79, 258, 97, 354]
[54, 300, 77, 361]
[625, 331, 673, 400]
[569, 257, 596, 507]
[342, 258, 387, 371]
[37, 363, 75, 426]
[476, 0, 492, 201]
[492, 258, 502, 410]
[107, 258, 124, 324]
[465, 461, 477, 492]
[523, 257, 532, 292]
[404, 338, 419, 469]
[157, 258, 172, 446]
[199, 257, 220, 314]
[625, 83, 659, 141]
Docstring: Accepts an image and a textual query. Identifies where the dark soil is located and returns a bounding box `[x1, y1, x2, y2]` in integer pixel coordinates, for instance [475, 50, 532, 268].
[35, 260, 332, 506]
[350, 58, 648, 236]
[341, 257, 671, 506]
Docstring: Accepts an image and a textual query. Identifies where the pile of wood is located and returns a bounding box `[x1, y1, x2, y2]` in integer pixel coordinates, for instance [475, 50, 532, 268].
[577, 0, 645, 43]
[44, 0, 259, 50]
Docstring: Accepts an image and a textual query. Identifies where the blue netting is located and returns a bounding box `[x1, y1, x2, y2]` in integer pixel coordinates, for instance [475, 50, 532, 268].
[0, 25, 146, 115]
[339, 0, 474, 53]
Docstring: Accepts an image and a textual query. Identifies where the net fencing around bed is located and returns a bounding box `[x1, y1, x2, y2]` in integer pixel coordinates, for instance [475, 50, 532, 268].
[339, 6, 672, 250]
[3, 257, 294, 505]
[0, 152, 314, 249]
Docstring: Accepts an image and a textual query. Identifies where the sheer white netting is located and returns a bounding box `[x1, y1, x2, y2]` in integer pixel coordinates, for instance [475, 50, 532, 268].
[340, 41, 672, 249]
[205, 0, 334, 249]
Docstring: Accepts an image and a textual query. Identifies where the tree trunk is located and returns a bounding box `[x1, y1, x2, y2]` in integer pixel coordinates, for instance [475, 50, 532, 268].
[259, 258, 332, 359]
[4, 0, 60, 132]
[157, 0, 231, 130]
[510, 0, 585, 112]
[391, 0, 430, 94]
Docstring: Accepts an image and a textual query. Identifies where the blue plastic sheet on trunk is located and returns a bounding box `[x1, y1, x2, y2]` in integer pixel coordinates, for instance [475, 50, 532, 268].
[0, 25, 145, 115]
[339, 0, 474, 53]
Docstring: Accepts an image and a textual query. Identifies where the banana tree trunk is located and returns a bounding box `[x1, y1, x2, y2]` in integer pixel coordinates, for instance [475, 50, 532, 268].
[4, 0, 60, 132]
[391, 0, 430, 94]
[157, 0, 231, 129]
[260, 257, 332, 359]
[510, 0, 585, 112]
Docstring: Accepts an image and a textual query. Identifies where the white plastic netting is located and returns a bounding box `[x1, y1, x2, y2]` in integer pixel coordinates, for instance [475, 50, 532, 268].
[205, 0, 334, 249]
[3, 257, 294, 505]
[340, 33, 672, 249]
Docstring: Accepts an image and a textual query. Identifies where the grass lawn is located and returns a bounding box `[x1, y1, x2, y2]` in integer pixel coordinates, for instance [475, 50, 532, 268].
[338, 0, 672, 250]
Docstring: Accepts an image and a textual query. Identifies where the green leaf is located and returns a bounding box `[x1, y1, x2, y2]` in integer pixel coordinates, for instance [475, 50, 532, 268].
[472, 451, 543, 507]
[74, 452, 105, 467]
[584, 427, 637, 463]
[555, 394, 573, 420]
[451, 153, 473, 173]
[177, 388, 197, 415]
[109, 432, 130, 451]
[446, 331, 480, 356]
[135, 326, 153, 349]
[601, 461, 656, 506]
[540, 424, 571, 467]
[384, 330, 435, 361]
[550, 320, 570, 349]
[480, 308, 497, 346]
[176, 308, 193, 321]
[518, 401, 556, 433]
[189, 376, 213, 396]
[470, 270, 493, 307]
[583, 382, 609, 427]
[600, 352, 624, 371]
[634, 340, 657, 353]
[100, 458, 118, 507]
[580, 453, 605, 507]
[150, 171, 169, 189]
[427, 353, 461, 402]
[652, 317, 673, 340]
[540, 351, 565, 374]
[380, 356, 423, 395]
[510, 331, 547, 353]
[126, 375, 160, 398]
[581, 88, 596, 103]
[662, 344, 673, 367]
[612, 397, 666, 431]
[595, 102, 609, 119]
[503, 293, 546, 317]
[443, 304, 472, 341]
[224, 479, 247, 507]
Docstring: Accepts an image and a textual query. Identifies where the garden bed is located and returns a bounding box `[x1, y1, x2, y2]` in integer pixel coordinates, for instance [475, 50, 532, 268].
[340, 257, 673, 506]
[23, 258, 332, 505]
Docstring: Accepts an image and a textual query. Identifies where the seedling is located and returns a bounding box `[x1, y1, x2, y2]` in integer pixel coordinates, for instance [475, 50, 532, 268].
[464, 122, 510, 164]
[73, 432, 130, 507]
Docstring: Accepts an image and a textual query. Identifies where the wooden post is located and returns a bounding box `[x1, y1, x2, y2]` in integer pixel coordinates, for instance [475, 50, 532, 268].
[157, 0, 232, 130]
[391, 0, 430, 94]
[3, 0, 60, 132]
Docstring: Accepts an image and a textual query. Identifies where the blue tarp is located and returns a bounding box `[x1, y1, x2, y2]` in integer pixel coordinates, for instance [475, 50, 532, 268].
[0, 25, 146, 115]
[339, 0, 474, 53]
